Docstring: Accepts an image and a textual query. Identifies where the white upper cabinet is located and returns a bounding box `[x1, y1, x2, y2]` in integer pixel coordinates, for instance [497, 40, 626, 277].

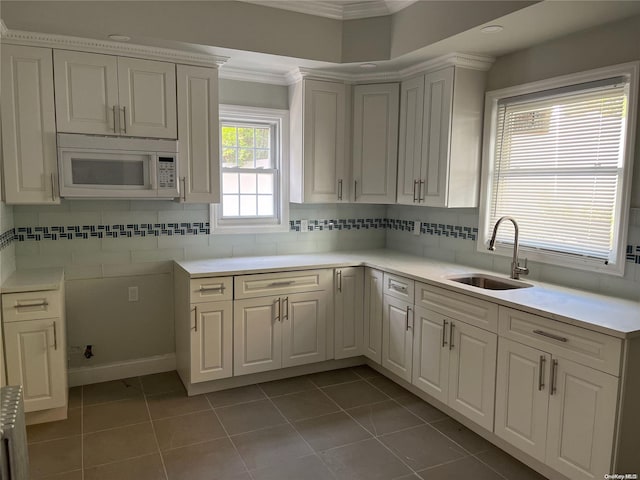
[1, 45, 60, 204]
[352, 83, 399, 204]
[54, 50, 177, 138]
[117, 57, 177, 138]
[290, 79, 349, 203]
[397, 66, 486, 207]
[177, 65, 220, 203]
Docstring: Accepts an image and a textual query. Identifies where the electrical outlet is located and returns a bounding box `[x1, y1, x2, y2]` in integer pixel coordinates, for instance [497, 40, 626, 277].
[413, 220, 421, 236]
[300, 219, 309, 233]
[128, 286, 139, 302]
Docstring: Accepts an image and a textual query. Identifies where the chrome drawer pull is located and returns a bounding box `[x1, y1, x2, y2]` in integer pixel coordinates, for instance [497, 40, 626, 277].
[406, 306, 412, 331]
[550, 359, 559, 395]
[538, 356, 546, 391]
[14, 301, 48, 309]
[449, 322, 455, 350]
[53, 321, 58, 350]
[200, 285, 224, 292]
[269, 281, 295, 287]
[533, 330, 568, 343]
[337, 270, 342, 292]
[389, 283, 407, 292]
[442, 320, 448, 347]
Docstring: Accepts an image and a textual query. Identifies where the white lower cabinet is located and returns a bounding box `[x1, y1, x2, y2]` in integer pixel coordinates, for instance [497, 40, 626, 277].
[363, 268, 383, 363]
[382, 294, 413, 382]
[233, 270, 330, 376]
[412, 306, 497, 430]
[334, 267, 364, 359]
[497, 307, 620, 480]
[190, 301, 233, 383]
[4, 319, 66, 412]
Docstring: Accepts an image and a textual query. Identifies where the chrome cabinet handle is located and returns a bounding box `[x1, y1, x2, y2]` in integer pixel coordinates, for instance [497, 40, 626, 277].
[550, 359, 558, 395]
[180, 177, 187, 201]
[53, 321, 58, 350]
[337, 270, 342, 292]
[388, 281, 407, 293]
[121, 106, 127, 134]
[274, 298, 281, 323]
[442, 319, 448, 347]
[338, 179, 343, 200]
[283, 297, 289, 321]
[413, 180, 418, 202]
[200, 285, 224, 292]
[533, 330, 568, 343]
[50, 173, 56, 201]
[269, 280, 295, 287]
[406, 306, 412, 331]
[112, 105, 117, 132]
[538, 356, 546, 391]
[449, 322, 455, 350]
[419, 180, 425, 201]
[354, 180, 358, 200]
[191, 306, 197, 332]
[14, 301, 48, 309]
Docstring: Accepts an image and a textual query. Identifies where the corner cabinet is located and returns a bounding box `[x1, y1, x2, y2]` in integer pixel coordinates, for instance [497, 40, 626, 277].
[397, 66, 486, 207]
[290, 78, 350, 203]
[363, 268, 383, 363]
[351, 83, 399, 204]
[1, 270, 67, 423]
[53, 50, 177, 138]
[176, 65, 220, 203]
[1, 45, 60, 204]
[334, 267, 364, 359]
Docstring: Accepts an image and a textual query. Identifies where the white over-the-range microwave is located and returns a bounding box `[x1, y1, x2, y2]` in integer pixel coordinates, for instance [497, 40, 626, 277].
[57, 134, 179, 199]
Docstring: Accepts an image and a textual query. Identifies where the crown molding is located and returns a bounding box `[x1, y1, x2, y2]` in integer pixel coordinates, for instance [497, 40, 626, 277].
[243, 1, 345, 19]
[0, 19, 8, 37]
[242, 1, 417, 20]
[219, 66, 290, 86]
[0, 28, 229, 68]
[284, 53, 495, 85]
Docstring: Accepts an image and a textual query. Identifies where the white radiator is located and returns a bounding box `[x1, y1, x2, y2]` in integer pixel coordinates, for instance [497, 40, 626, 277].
[0, 386, 29, 480]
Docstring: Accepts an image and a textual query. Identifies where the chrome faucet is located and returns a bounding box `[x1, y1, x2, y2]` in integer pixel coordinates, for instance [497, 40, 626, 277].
[488, 216, 529, 280]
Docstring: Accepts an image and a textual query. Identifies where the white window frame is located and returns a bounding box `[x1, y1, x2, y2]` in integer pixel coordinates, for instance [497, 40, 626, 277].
[212, 105, 289, 234]
[478, 62, 639, 276]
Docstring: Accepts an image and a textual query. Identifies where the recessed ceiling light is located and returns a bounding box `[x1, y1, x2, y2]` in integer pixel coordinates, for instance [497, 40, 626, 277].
[481, 25, 503, 34]
[108, 34, 131, 42]
[360, 63, 377, 69]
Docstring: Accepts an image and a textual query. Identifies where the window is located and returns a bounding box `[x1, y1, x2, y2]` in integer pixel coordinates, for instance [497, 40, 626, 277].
[479, 63, 639, 275]
[212, 105, 289, 234]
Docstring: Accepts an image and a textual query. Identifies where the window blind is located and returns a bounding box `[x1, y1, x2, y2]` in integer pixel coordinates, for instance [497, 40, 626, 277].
[490, 80, 629, 263]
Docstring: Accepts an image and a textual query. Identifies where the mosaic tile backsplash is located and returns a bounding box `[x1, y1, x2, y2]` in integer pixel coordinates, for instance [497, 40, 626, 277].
[4, 219, 639, 264]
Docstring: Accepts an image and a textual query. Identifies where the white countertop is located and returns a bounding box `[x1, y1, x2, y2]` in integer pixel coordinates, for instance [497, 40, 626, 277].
[1, 267, 65, 294]
[177, 250, 640, 339]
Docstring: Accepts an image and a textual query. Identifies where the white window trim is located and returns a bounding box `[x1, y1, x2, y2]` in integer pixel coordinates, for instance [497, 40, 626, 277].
[211, 104, 290, 235]
[478, 62, 639, 276]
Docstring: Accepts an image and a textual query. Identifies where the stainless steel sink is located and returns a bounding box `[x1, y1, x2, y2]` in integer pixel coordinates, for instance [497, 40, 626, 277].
[447, 273, 533, 290]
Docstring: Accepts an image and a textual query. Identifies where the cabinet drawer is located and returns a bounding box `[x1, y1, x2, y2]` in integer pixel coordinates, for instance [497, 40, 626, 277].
[499, 307, 622, 375]
[2, 290, 62, 323]
[383, 273, 414, 303]
[234, 269, 332, 299]
[415, 283, 498, 332]
[190, 277, 233, 303]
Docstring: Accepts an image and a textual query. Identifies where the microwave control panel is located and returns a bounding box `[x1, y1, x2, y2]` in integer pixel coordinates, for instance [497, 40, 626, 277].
[158, 156, 177, 189]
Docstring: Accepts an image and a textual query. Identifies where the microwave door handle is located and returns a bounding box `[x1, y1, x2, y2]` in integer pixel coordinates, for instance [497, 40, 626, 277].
[149, 154, 158, 192]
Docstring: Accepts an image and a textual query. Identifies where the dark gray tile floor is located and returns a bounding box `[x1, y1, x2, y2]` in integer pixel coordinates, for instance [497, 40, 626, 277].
[26, 367, 548, 480]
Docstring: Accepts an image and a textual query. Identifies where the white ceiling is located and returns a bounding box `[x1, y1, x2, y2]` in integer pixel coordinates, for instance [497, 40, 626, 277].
[240, 0, 418, 20]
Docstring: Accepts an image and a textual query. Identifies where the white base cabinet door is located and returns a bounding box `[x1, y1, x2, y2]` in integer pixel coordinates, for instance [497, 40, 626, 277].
[448, 319, 497, 431]
[363, 268, 383, 363]
[4, 319, 66, 412]
[334, 268, 364, 359]
[234, 296, 282, 376]
[282, 291, 328, 367]
[495, 338, 550, 462]
[1, 45, 59, 204]
[412, 307, 449, 404]
[545, 358, 618, 480]
[190, 301, 233, 383]
[382, 295, 413, 382]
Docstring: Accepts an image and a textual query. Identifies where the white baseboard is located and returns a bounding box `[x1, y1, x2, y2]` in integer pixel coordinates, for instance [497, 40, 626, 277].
[68, 353, 176, 387]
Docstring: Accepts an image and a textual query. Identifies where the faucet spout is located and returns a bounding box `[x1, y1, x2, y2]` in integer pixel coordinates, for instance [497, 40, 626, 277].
[488, 216, 529, 280]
